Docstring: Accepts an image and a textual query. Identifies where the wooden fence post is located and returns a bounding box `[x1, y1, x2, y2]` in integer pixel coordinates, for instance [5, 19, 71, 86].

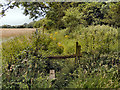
[49, 70, 55, 80]
[36, 28, 38, 35]
[43, 24, 46, 34]
[75, 42, 78, 64]
[78, 45, 81, 64]
[75, 42, 81, 64]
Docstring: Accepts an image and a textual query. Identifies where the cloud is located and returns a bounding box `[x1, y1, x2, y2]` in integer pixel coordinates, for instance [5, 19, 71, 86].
[0, 6, 34, 26]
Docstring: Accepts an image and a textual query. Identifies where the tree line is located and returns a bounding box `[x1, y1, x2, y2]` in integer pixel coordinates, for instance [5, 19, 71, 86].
[1, 2, 120, 29]
[0, 21, 35, 28]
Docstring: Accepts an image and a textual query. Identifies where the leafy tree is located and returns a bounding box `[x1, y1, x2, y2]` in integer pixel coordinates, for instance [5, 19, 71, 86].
[27, 21, 36, 28]
[46, 2, 70, 29]
[102, 2, 120, 27]
[1, 25, 12, 28]
[77, 2, 106, 25]
[62, 2, 106, 33]
[1, 1, 120, 28]
[1, 1, 83, 29]
[0, 1, 48, 20]
[33, 18, 55, 29]
[46, 2, 84, 29]
[62, 7, 86, 28]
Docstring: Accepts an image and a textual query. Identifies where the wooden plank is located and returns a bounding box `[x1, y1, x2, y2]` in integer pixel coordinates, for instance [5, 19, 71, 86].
[47, 54, 82, 59]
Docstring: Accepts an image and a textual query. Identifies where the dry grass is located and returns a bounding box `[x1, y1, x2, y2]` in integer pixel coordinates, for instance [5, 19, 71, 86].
[0, 28, 36, 38]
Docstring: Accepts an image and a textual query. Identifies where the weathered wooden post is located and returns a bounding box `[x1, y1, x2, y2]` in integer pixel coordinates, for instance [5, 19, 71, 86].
[75, 42, 78, 64]
[49, 70, 55, 80]
[43, 24, 46, 34]
[75, 42, 81, 64]
[78, 45, 81, 64]
[36, 28, 38, 35]
[118, 63, 120, 81]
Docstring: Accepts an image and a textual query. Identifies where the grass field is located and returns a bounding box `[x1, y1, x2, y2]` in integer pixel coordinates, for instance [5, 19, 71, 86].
[0, 28, 36, 38]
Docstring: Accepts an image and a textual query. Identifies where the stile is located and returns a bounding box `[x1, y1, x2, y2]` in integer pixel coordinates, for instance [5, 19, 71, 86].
[48, 42, 81, 79]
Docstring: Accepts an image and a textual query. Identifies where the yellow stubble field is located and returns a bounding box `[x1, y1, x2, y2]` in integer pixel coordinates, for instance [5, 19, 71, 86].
[0, 28, 36, 38]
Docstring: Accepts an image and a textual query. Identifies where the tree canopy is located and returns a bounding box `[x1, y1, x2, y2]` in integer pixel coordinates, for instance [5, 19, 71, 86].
[1, 1, 120, 28]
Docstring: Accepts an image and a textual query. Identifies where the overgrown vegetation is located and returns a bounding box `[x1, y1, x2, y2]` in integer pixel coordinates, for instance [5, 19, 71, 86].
[1, 2, 120, 89]
[2, 25, 120, 89]
[33, 2, 120, 29]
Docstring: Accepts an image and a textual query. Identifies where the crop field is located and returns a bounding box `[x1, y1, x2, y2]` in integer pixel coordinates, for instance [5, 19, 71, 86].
[0, 28, 36, 38]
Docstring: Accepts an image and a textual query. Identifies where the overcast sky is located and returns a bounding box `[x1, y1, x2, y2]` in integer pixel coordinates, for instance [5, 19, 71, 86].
[0, 0, 41, 26]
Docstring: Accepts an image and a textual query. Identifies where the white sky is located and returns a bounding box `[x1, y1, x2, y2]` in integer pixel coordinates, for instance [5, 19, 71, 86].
[0, 0, 42, 26]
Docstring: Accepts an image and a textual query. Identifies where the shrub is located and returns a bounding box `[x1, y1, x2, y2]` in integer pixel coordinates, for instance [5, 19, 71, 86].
[33, 18, 55, 30]
[2, 32, 65, 89]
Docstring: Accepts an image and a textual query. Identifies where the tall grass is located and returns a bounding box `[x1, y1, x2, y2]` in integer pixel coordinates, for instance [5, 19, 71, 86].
[2, 31, 65, 89]
[49, 25, 118, 55]
[1, 25, 120, 89]
[46, 25, 120, 88]
[2, 33, 34, 65]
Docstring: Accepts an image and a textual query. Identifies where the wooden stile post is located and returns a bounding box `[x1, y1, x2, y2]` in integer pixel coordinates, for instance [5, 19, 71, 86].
[78, 45, 81, 64]
[75, 42, 78, 64]
[36, 28, 38, 35]
[75, 42, 81, 65]
[49, 70, 55, 80]
[43, 20, 45, 34]
[43, 25, 44, 34]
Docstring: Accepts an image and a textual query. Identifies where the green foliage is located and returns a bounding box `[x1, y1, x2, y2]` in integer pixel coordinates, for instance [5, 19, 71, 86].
[2, 25, 120, 89]
[67, 53, 120, 88]
[46, 2, 71, 29]
[47, 2, 120, 29]
[50, 25, 118, 55]
[33, 18, 55, 30]
[80, 2, 104, 25]
[62, 7, 87, 30]
[62, 2, 106, 30]
[2, 48, 52, 88]
[102, 2, 120, 27]
[46, 2, 86, 29]
[1, 2, 120, 28]
[1, 1, 120, 89]
[2, 32, 65, 89]
[33, 19, 42, 28]
[52, 59, 75, 88]
[75, 25, 118, 54]
[2, 34, 33, 65]
[1, 21, 35, 28]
